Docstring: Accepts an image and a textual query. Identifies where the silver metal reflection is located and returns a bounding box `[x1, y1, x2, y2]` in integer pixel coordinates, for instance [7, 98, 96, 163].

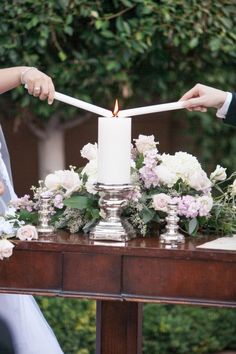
[160, 199, 185, 245]
[37, 194, 54, 233]
[89, 183, 136, 242]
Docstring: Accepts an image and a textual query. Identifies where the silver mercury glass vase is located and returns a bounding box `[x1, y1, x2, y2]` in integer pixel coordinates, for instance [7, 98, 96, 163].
[37, 194, 54, 233]
[89, 183, 136, 242]
[160, 199, 185, 245]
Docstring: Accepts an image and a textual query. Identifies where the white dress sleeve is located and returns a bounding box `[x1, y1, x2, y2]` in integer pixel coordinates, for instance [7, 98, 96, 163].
[0, 147, 17, 214]
[0, 126, 17, 215]
[0, 294, 64, 354]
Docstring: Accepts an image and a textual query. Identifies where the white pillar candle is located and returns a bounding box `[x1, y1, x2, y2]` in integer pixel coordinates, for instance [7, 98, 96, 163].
[98, 117, 131, 185]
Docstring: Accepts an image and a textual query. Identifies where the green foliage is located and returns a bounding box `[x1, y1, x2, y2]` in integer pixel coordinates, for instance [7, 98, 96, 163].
[18, 209, 39, 224]
[37, 298, 236, 354]
[143, 304, 236, 354]
[36, 297, 96, 354]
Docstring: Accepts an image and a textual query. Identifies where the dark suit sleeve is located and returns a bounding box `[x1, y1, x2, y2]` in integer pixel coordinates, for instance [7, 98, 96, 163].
[224, 92, 236, 126]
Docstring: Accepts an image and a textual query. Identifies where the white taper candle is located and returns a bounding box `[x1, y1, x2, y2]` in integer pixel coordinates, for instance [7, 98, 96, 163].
[24, 84, 111, 117]
[54, 92, 111, 117]
[118, 101, 186, 117]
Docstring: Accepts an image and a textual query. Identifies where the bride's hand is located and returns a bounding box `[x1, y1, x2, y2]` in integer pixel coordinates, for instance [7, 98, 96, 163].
[21, 67, 55, 105]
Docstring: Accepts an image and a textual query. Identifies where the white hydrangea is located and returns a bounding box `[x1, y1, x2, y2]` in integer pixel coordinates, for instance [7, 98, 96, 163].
[159, 152, 211, 191]
[154, 164, 178, 187]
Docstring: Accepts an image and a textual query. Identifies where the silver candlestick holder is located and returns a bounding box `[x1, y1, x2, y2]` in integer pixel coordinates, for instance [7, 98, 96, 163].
[37, 194, 54, 233]
[160, 199, 185, 245]
[89, 183, 136, 242]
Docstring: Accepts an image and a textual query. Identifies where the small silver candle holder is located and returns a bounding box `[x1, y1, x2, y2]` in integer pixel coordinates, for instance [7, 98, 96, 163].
[160, 199, 185, 246]
[37, 194, 54, 233]
[89, 183, 136, 242]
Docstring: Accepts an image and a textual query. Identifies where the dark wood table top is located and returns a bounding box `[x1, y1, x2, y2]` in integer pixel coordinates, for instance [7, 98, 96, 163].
[0, 232, 235, 307]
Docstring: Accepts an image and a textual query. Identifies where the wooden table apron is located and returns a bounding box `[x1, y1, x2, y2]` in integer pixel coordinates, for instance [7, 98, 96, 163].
[0, 232, 235, 354]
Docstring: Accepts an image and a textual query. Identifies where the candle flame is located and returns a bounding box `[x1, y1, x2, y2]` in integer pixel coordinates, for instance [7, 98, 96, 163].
[112, 99, 119, 117]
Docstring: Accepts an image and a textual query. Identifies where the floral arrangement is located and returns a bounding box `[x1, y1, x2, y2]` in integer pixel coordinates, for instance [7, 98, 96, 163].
[1, 134, 236, 260]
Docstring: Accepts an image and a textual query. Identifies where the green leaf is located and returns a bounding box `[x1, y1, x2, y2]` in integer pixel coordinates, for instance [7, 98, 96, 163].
[58, 51, 67, 61]
[83, 218, 98, 233]
[140, 207, 155, 223]
[90, 208, 100, 219]
[189, 37, 199, 48]
[135, 154, 144, 169]
[187, 218, 198, 235]
[63, 195, 93, 209]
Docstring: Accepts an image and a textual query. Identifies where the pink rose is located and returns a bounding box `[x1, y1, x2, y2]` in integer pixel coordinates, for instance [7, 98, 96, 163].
[16, 225, 38, 241]
[0, 239, 14, 260]
[152, 193, 171, 213]
[134, 134, 158, 154]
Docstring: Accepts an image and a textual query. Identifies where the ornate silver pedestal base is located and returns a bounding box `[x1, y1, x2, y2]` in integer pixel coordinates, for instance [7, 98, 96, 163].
[160, 199, 185, 246]
[37, 195, 54, 234]
[89, 184, 136, 242]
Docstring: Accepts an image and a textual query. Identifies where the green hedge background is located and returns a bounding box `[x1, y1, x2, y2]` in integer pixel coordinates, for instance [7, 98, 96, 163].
[37, 297, 236, 354]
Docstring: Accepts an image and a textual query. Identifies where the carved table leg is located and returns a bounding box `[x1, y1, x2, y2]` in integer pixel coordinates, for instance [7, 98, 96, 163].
[96, 300, 142, 354]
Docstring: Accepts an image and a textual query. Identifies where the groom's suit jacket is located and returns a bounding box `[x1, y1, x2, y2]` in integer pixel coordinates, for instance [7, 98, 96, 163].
[224, 92, 236, 126]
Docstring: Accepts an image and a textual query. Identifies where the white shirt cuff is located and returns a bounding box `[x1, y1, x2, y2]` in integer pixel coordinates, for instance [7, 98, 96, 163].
[216, 92, 232, 119]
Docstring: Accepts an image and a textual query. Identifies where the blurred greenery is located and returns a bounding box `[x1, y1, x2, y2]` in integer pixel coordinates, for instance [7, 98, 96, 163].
[1, 1, 236, 352]
[37, 297, 236, 354]
[37, 297, 96, 354]
[0, 0, 236, 171]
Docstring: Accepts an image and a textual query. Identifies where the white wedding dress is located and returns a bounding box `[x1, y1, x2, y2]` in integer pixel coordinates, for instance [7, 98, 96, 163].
[0, 126, 63, 354]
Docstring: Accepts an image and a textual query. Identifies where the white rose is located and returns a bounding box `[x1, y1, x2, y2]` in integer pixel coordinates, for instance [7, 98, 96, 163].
[45, 170, 82, 196]
[58, 170, 82, 196]
[0, 239, 14, 260]
[231, 179, 236, 196]
[152, 193, 171, 213]
[154, 164, 178, 187]
[134, 134, 158, 154]
[198, 196, 213, 216]
[80, 143, 98, 161]
[45, 173, 61, 190]
[188, 170, 212, 192]
[16, 225, 38, 241]
[82, 160, 98, 179]
[85, 176, 98, 194]
[210, 165, 227, 182]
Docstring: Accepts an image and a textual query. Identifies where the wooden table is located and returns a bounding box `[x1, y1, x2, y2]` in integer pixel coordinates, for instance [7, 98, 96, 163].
[0, 232, 235, 354]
